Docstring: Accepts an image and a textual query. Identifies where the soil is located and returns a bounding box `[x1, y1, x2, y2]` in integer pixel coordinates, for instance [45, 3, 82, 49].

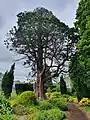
[19, 115, 27, 120]
[67, 103, 89, 120]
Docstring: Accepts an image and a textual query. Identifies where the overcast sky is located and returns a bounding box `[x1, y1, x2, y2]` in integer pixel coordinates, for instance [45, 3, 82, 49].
[0, 0, 79, 81]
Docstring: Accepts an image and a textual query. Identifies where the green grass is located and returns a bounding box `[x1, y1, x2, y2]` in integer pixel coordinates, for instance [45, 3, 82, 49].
[84, 106, 90, 112]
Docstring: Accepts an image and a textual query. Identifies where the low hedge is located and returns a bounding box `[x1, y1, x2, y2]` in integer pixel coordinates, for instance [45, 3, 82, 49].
[15, 83, 33, 95]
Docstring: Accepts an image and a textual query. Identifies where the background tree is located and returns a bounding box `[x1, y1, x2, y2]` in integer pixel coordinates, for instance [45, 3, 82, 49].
[60, 75, 67, 94]
[75, 0, 90, 34]
[4, 7, 78, 99]
[2, 63, 15, 98]
[69, 0, 90, 99]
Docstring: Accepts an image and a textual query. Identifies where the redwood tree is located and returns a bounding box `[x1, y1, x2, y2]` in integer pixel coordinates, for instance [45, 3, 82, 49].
[4, 7, 78, 99]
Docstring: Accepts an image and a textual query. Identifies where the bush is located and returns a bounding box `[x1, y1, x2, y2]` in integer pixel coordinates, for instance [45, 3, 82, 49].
[59, 94, 78, 104]
[18, 91, 37, 106]
[68, 96, 78, 104]
[38, 100, 52, 110]
[35, 109, 65, 120]
[15, 83, 33, 95]
[0, 95, 13, 120]
[49, 92, 61, 99]
[9, 100, 17, 107]
[49, 98, 68, 111]
[27, 107, 37, 120]
[79, 98, 90, 106]
[12, 104, 29, 115]
[55, 100, 68, 111]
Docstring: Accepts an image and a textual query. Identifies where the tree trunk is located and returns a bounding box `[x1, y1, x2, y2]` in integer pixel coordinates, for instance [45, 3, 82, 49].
[35, 70, 45, 100]
[35, 40, 45, 99]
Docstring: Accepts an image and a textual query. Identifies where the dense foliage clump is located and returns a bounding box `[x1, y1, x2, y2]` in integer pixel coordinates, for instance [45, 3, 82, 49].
[69, 0, 90, 100]
[35, 108, 65, 120]
[0, 95, 13, 120]
[2, 63, 15, 98]
[18, 91, 37, 106]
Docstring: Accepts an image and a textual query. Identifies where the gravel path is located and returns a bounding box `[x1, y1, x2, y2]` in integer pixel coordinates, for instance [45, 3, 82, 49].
[67, 104, 89, 120]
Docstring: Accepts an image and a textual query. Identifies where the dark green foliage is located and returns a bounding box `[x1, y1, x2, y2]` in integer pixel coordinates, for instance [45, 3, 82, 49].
[35, 108, 65, 120]
[38, 100, 53, 110]
[46, 84, 58, 93]
[49, 98, 68, 111]
[18, 91, 37, 106]
[69, 0, 90, 100]
[0, 95, 13, 120]
[60, 75, 67, 94]
[2, 63, 15, 98]
[75, 0, 90, 34]
[15, 83, 33, 95]
[44, 79, 53, 93]
[69, 54, 90, 100]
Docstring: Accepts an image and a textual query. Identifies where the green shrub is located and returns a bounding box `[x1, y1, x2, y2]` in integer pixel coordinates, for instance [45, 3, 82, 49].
[38, 100, 52, 110]
[79, 98, 90, 106]
[61, 94, 70, 98]
[49, 92, 61, 99]
[55, 100, 68, 111]
[35, 108, 65, 120]
[0, 95, 13, 120]
[27, 107, 37, 120]
[49, 98, 68, 111]
[18, 91, 37, 106]
[12, 104, 29, 115]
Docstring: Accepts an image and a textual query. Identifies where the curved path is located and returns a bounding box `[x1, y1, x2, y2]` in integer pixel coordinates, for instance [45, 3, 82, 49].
[67, 104, 89, 120]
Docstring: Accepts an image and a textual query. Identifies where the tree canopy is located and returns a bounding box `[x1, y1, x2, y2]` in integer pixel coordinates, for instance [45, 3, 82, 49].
[5, 7, 77, 79]
[69, 0, 90, 99]
[75, 0, 90, 34]
[4, 7, 78, 99]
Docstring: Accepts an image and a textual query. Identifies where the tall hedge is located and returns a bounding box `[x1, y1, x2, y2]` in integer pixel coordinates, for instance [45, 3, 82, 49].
[15, 83, 33, 95]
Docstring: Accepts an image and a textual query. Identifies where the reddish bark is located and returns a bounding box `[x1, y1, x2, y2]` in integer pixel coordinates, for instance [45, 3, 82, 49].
[35, 71, 45, 100]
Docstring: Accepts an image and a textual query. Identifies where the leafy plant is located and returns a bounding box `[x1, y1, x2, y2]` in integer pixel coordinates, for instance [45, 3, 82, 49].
[18, 91, 37, 106]
[12, 104, 29, 115]
[35, 109, 65, 120]
[0, 95, 13, 120]
[38, 100, 52, 110]
[49, 98, 68, 111]
[79, 98, 90, 106]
